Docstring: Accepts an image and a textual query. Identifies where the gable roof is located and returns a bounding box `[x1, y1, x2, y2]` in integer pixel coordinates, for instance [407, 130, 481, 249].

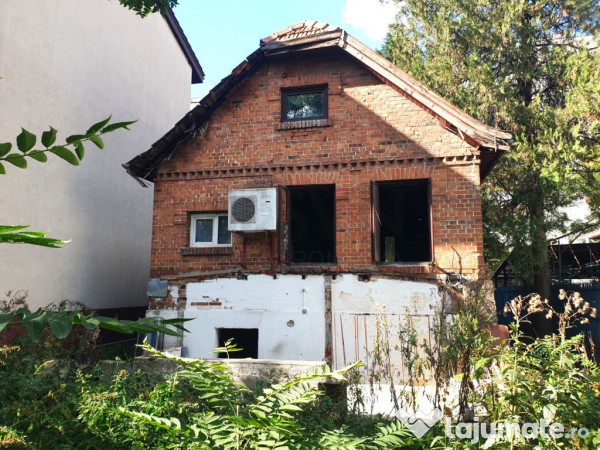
[164, 8, 204, 84]
[124, 21, 511, 184]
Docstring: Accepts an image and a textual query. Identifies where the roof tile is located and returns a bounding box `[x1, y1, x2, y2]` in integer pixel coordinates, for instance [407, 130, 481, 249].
[260, 20, 339, 45]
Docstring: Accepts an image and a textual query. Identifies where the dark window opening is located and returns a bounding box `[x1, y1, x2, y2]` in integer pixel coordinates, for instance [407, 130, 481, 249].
[372, 180, 431, 263]
[281, 85, 328, 121]
[217, 328, 258, 359]
[289, 185, 335, 263]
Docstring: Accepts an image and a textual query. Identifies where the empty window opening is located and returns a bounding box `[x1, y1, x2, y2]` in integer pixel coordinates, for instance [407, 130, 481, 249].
[281, 85, 328, 121]
[289, 185, 335, 263]
[373, 180, 431, 263]
[217, 328, 258, 359]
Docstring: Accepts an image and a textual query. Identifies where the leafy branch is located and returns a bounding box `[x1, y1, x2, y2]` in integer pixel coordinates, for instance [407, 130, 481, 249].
[0, 117, 136, 247]
[0, 116, 136, 174]
[0, 307, 190, 342]
[117, 0, 178, 17]
[0, 225, 66, 248]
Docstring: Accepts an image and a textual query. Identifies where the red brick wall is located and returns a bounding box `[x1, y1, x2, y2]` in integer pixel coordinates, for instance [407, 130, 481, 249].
[150, 49, 483, 281]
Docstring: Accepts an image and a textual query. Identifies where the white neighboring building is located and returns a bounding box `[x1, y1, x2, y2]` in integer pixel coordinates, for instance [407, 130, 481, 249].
[0, 0, 203, 312]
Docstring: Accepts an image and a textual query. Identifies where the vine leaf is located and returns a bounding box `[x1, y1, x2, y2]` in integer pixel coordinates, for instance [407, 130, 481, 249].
[41, 127, 57, 148]
[5, 154, 27, 168]
[50, 146, 79, 165]
[16, 128, 36, 153]
[74, 141, 85, 160]
[65, 134, 87, 144]
[28, 150, 48, 162]
[0, 142, 11, 157]
[48, 314, 74, 339]
[101, 120, 137, 133]
[86, 116, 112, 135]
[88, 135, 104, 149]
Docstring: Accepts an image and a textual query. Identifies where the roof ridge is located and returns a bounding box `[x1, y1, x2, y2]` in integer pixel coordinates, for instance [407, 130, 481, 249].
[260, 20, 339, 45]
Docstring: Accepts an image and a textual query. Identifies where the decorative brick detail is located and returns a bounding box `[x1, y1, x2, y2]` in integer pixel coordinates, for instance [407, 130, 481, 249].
[148, 296, 185, 310]
[266, 73, 342, 101]
[276, 118, 331, 130]
[180, 247, 233, 256]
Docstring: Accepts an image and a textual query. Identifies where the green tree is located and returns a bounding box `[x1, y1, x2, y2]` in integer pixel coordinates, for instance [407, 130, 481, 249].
[117, 0, 178, 17]
[383, 1, 600, 334]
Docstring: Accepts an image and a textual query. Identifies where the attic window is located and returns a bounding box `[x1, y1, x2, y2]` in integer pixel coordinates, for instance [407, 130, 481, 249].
[281, 85, 328, 122]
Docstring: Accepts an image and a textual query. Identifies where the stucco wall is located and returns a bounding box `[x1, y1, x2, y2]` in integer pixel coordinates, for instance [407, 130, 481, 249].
[164, 274, 327, 360]
[0, 0, 192, 309]
[331, 275, 445, 381]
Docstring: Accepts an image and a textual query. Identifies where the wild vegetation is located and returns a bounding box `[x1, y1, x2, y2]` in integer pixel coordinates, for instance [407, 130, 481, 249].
[2, 285, 600, 449]
[2, 1, 600, 448]
[0, 318, 409, 449]
[344, 281, 600, 449]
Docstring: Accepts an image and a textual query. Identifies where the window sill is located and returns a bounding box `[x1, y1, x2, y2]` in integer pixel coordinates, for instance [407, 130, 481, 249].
[277, 118, 331, 130]
[180, 247, 233, 256]
[287, 262, 337, 266]
[280, 263, 338, 274]
[377, 261, 431, 267]
[375, 262, 433, 274]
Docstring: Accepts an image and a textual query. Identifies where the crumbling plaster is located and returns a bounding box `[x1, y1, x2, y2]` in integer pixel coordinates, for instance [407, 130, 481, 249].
[149, 274, 447, 373]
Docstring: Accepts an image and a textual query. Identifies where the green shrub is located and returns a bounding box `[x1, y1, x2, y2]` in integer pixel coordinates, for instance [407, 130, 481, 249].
[0, 336, 411, 449]
[77, 343, 411, 449]
[437, 291, 600, 449]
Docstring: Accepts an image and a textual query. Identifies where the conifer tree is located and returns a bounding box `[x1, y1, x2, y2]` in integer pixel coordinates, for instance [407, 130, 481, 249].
[383, 0, 600, 333]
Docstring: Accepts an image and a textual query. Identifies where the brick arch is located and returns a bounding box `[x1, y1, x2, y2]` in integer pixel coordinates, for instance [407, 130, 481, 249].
[372, 164, 436, 182]
[283, 171, 340, 186]
[267, 73, 343, 102]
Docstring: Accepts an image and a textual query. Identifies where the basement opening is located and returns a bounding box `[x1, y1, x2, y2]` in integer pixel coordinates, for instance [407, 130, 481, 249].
[372, 180, 431, 263]
[217, 328, 258, 359]
[289, 185, 335, 263]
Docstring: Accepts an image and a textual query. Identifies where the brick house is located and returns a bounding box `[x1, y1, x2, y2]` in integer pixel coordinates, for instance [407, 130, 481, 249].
[125, 21, 510, 372]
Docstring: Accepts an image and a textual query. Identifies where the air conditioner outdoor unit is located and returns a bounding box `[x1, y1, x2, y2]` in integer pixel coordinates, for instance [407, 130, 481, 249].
[228, 188, 277, 232]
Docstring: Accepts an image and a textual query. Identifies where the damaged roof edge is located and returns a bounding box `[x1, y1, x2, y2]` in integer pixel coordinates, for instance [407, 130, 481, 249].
[339, 35, 511, 149]
[124, 24, 511, 183]
[124, 48, 266, 183]
[164, 8, 205, 84]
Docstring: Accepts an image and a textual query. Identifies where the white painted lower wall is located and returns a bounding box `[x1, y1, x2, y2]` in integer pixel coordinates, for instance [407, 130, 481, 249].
[148, 274, 447, 381]
[331, 275, 446, 381]
[332, 276, 441, 315]
[155, 274, 327, 360]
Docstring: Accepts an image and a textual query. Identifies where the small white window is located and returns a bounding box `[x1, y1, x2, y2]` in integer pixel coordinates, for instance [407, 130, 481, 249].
[190, 213, 232, 247]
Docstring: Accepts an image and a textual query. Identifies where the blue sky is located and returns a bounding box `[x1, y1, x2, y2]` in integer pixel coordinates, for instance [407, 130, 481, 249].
[173, 0, 399, 98]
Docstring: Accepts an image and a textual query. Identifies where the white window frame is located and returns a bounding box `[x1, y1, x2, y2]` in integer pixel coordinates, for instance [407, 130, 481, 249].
[190, 213, 232, 248]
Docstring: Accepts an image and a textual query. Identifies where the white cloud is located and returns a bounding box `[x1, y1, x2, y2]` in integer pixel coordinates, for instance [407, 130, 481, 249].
[343, 0, 399, 42]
